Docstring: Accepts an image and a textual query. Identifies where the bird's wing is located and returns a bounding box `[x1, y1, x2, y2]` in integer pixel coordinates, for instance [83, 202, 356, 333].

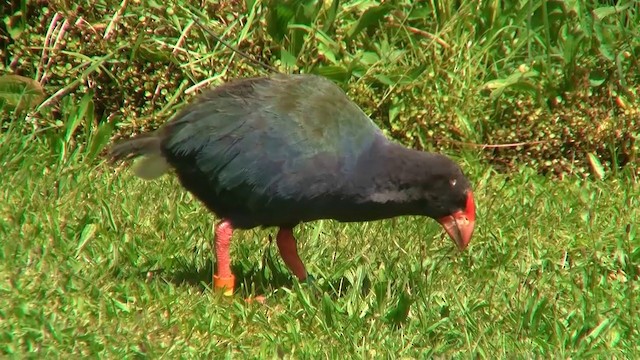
[161, 74, 385, 202]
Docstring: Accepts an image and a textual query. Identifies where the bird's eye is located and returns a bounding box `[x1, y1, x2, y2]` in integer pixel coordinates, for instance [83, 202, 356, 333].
[450, 178, 457, 187]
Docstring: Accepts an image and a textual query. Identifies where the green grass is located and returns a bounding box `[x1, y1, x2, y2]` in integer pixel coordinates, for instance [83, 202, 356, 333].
[1, 120, 638, 358]
[1, 0, 639, 357]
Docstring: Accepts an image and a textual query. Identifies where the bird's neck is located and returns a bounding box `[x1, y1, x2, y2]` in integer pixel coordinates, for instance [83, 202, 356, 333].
[349, 138, 433, 208]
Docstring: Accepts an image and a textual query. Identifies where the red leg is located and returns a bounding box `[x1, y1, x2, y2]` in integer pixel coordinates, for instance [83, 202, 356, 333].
[276, 228, 308, 281]
[213, 220, 235, 295]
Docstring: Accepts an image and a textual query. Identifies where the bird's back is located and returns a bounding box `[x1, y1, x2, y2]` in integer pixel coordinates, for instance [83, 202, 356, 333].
[158, 74, 386, 228]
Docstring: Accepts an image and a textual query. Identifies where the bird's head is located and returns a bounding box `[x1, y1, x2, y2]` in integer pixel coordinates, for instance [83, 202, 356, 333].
[419, 154, 476, 250]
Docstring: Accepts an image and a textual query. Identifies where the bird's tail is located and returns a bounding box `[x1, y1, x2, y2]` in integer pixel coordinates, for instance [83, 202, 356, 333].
[108, 134, 170, 180]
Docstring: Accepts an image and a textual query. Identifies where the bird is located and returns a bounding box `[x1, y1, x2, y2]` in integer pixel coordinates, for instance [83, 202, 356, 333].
[109, 73, 476, 295]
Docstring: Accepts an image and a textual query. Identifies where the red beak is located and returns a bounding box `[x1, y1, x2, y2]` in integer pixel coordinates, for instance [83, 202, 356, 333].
[438, 191, 475, 250]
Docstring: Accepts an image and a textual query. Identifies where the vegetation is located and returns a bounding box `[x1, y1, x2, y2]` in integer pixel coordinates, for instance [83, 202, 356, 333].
[3, 0, 638, 175]
[1, 0, 639, 357]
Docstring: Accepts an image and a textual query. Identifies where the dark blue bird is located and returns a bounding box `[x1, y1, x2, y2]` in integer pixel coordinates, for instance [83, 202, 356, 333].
[109, 74, 476, 294]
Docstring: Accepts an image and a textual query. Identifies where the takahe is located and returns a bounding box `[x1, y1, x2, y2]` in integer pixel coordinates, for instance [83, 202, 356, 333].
[109, 74, 476, 294]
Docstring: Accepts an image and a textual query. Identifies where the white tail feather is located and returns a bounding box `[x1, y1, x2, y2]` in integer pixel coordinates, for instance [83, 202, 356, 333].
[132, 154, 170, 180]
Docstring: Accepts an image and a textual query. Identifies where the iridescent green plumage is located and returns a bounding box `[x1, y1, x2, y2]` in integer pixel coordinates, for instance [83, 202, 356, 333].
[164, 75, 383, 202]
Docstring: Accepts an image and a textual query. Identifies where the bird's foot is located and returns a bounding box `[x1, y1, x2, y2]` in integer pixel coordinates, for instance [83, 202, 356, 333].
[244, 295, 267, 304]
[303, 274, 315, 285]
[244, 275, 315, 304]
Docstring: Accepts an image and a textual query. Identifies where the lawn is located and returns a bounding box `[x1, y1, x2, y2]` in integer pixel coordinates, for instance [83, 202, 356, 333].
[1, 119, 638, 357]
[2, 0, 639, 358]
